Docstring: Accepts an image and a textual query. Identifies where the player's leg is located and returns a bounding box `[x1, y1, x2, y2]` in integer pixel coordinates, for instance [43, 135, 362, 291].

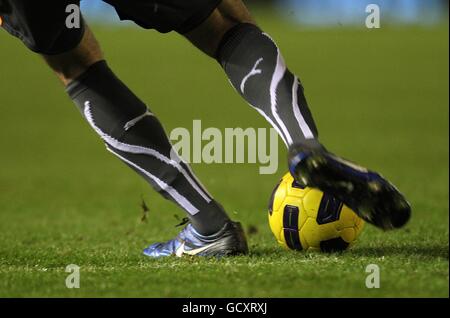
[0, 1, 247, 257]
[185, 0, 320, 150]
[54, 27, 245, 237]
[42, 26, 103, 86]
[185, 0, 411, 230]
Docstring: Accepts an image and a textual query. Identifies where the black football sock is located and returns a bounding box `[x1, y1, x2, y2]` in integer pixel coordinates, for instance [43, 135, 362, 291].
[66, 60, 229, 235]
[217, 23, 323, 152]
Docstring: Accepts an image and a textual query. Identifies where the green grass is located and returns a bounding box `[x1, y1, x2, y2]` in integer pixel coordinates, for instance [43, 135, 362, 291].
[0, 14, 448, 297]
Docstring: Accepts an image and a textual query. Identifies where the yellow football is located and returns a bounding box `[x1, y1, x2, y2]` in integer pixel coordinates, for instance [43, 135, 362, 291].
[268, 172, 365, 252]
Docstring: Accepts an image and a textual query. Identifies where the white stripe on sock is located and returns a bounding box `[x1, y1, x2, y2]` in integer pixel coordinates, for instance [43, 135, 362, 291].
[250, 104, 289, 146]
[292, 77, 315, 139]
[84, 101, 212, 203]
[178, 158, 214, 199]
[240, 57, 264, 94]
[124, 110, 154, 131]
[106, 146, 199, 215]
[270, 51, 294, 146]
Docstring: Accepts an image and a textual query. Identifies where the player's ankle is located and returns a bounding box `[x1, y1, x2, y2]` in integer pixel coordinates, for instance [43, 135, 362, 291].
[190, 200, 231, 236]
[289, 140, 326, 154]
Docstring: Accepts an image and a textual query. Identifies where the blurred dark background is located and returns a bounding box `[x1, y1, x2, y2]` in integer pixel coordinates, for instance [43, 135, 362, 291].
[81, 0, 449, 26]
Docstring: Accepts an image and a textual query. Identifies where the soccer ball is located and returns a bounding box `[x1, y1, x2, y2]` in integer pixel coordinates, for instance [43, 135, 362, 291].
[268, 172, 364, 252]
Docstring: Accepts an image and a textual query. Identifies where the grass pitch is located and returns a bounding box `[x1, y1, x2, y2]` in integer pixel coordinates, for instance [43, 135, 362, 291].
[0, 14, 448, 297]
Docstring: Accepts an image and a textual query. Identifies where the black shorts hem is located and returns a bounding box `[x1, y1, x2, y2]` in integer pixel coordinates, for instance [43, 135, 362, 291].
[177, 0, 222, 34]
[106, 0, 223, 34]
[35, 21, 86, 55]
[0, 1, 86, 55]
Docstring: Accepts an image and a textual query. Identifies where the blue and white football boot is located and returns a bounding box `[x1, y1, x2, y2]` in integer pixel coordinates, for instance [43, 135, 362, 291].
[288, 144, 411, 230]
[143, 221, 248, 258]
